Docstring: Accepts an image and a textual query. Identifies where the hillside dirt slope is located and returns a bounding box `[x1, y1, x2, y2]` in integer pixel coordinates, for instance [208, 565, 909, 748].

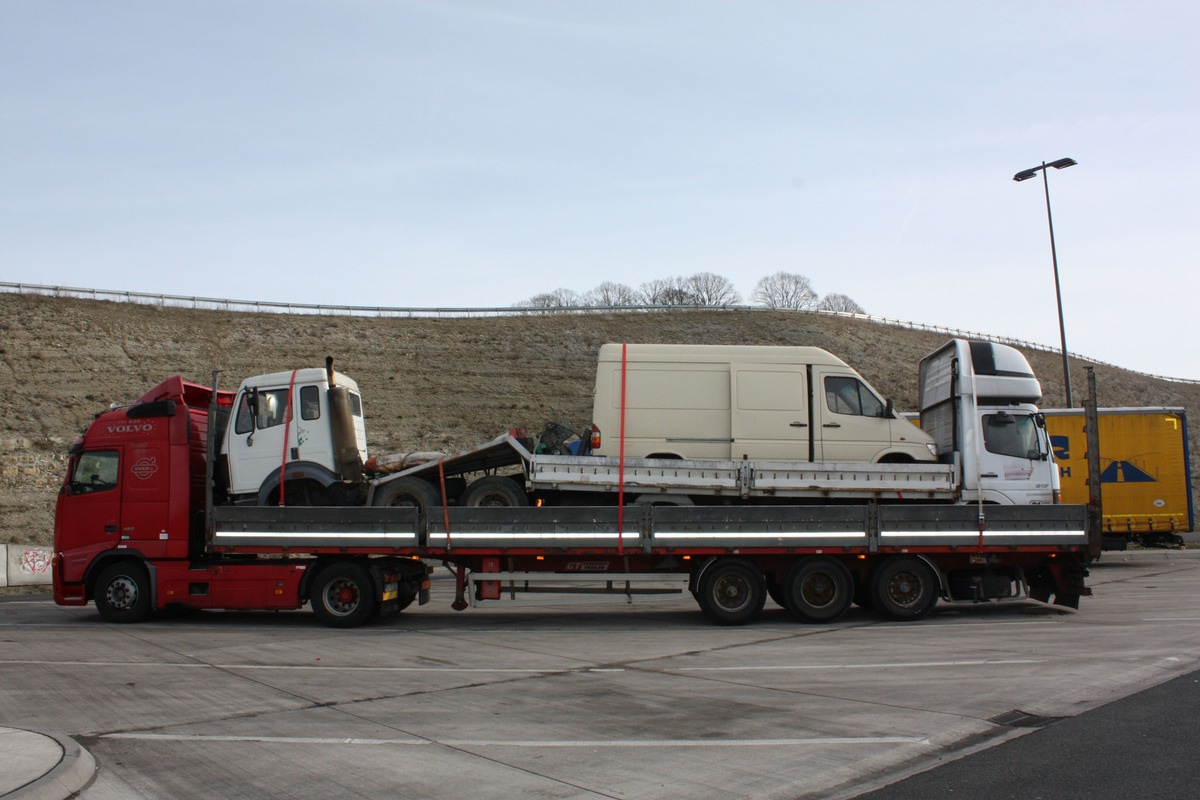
[2, 292, 1196, 546]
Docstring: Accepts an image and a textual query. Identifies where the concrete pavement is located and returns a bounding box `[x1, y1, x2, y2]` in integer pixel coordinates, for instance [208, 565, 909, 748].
[2, 548, 1198, 799]
[0, 727, 94, 800]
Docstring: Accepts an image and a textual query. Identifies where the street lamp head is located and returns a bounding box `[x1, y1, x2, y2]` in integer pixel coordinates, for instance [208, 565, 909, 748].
[1013, 158, 1077, 182]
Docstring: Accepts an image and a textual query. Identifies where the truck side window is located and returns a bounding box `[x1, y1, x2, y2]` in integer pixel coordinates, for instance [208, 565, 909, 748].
[256, 389, 290, 429]
[825, 377, 885, 418]
[350, 393, 363, 417]
[300, 385, 320, 421]
[70, 450, 119, 493]
[983, 414, 1041, 460]
[234, 392, 253, 434]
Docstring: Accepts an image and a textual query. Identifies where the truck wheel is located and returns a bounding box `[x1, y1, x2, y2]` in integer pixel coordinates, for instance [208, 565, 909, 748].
[310, 563, 377, 628]
[460, 475, 529, 507]
[870, 556, 939, 621]
[94, 561, 153, 623]
[695, 560, 766, 626]
[783, 557, 853, 623]
[372, 477, 439, 524]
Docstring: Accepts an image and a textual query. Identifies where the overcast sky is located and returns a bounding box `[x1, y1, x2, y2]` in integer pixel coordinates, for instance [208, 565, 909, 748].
[3, 1, 1197, 380]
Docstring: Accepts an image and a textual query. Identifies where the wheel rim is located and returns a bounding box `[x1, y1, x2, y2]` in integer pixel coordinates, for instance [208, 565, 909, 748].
[322, 578, 361, 617]
[800, 572, 837, 609]
[105, 576, 139, 611]
[885, 570, 924, 608]
[713, 573, 753, 614]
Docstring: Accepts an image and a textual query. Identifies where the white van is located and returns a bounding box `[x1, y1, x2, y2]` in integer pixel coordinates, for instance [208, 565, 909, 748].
[590, 344, 937, 463]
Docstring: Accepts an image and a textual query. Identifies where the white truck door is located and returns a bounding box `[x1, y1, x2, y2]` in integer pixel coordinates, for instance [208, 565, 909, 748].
[975, 411, 1056, 503]
[730, 366, 812, 460]
[227, 382, 340, 498]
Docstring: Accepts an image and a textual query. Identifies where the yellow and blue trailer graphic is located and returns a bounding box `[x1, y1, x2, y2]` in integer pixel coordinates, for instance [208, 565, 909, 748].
[1042, 408, 1193, 537]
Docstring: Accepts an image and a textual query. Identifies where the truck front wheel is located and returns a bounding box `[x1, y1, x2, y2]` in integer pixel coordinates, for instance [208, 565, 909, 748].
[695, 560, 766, 626]
[870, 556, 939, 621]
[460, 475, 529, 507]
[94, 561, 153, 624]
[310, 563, 377, 628]
[372, 477, 440, 525]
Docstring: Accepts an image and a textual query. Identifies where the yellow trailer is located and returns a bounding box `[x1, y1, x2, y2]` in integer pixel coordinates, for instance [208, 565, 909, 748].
[1043, 407, 1193, 548]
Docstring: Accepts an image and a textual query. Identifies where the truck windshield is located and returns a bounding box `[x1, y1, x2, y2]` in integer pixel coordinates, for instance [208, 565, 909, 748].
[983, 414, 1042, 460]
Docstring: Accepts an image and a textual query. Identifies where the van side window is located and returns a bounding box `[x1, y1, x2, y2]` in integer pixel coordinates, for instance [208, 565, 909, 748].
[70, 450, 119, 493]
[234, 392, 253, 434]
[300, 385, 321, 421]
[825, 377, 885, 418]
[983, 414, 1041, 459]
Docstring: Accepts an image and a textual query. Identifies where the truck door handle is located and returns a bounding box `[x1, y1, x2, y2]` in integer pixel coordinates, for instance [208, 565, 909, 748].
[980, 472, 999, 478]
[789, 422, 808, 428]
[823, 423, 841, 428]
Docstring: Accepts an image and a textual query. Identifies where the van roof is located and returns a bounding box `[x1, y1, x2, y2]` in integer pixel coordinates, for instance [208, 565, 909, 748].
[597, 343, 849, 367]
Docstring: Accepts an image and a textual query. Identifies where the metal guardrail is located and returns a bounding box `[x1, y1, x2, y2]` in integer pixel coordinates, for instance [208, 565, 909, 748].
[3, 281, 1196, 384]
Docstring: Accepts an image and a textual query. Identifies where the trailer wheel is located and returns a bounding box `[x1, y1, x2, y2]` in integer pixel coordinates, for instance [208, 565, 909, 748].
[695, 560, 766, 626]
[372, 477, 439, 524]
[460, 475, 529, 507]
[310, 563, 377, 628]
[783, 557, 853, 623]
[870, 556, 939, 621]
[94, 561, 153, 624]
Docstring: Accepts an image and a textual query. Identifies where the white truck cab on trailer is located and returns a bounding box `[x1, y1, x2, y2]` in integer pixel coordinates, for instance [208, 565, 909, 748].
[222, 364, 368, 504]
[919, 340, 1058, 505]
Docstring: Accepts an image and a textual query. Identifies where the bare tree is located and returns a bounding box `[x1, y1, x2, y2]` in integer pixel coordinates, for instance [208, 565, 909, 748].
[817, 293, 865, 314]
[583, 281, 639, 307]
[750, 272, 819, 310]
[519, 288, 584, 309]
[686, 272, 742, 306]
[638, 276, 695, 306]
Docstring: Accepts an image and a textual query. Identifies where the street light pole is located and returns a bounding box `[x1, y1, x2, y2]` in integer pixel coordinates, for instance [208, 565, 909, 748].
[1014, 157, 1077, 407]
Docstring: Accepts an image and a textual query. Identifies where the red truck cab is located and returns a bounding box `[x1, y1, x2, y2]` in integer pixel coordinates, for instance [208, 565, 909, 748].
[53, 378, 231, 607]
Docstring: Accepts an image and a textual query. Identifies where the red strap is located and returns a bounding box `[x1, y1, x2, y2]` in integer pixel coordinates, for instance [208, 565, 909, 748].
[617, 343, 627, 554]
[438, 458, 452, 550]
[278, 370, 298, 506]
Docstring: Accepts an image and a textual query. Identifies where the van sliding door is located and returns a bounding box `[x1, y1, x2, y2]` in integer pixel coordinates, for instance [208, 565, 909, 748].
[730, 366, 812, 461]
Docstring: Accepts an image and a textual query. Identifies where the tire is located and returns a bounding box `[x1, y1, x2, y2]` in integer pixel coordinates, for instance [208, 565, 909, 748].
[310, 563, 377, 628]
[94, 561, 153, 623]
[870, 556, 939, 621]
[695, 560, 767, 626]
[782, 557, 853, 623]
[460, 475, 529, 507]
[372, 476, 440, 525]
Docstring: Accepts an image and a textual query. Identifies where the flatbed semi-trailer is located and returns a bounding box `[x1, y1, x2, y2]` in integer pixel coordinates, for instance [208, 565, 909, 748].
[53, 339, 1092, 628]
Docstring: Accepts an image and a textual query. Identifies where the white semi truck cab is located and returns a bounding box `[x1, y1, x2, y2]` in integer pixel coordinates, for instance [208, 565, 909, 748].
[221, 360, 368, 505]
[919, 340, 1058, 505]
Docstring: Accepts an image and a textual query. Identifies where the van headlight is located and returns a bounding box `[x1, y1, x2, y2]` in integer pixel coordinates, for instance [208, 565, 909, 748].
[926, 443, 938, 458]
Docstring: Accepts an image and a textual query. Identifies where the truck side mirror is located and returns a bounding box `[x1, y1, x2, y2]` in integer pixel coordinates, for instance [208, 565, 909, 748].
[246, 388, 260, 446]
